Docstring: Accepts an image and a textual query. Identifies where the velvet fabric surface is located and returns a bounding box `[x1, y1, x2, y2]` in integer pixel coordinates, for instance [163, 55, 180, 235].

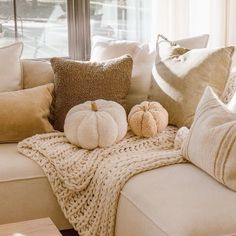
[0, 84, 54, 143]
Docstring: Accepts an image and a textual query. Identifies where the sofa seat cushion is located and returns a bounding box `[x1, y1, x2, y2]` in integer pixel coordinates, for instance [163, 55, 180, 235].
[0, 143, 71, 230]
[115, 163, 236, 236]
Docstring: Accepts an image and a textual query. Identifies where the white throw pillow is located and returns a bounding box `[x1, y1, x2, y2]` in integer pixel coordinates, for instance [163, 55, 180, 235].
[91, 37, 156, 111]
[156, 34, 209, 63]
[0, 42, 23, 92]
[182, 87, 236, 191]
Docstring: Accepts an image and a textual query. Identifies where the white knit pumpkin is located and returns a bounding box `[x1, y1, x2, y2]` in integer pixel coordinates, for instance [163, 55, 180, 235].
[64, 99, 127, 150]
[128, 101, 168, 138]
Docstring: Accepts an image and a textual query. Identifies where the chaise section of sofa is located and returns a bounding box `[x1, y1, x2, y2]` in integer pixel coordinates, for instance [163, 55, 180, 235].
[115, 164, 236, 236]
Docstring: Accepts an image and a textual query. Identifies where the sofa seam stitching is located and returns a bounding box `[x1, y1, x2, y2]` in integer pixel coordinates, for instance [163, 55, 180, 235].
[0, 175, 46, 183]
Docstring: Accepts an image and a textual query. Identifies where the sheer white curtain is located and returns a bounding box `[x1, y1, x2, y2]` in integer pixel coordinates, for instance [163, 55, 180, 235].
[92, 0, 236, 47]
[144, 0, 236, 47]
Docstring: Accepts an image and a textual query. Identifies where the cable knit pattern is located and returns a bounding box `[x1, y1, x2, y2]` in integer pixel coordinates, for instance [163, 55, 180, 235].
[17, 126, 185, 236]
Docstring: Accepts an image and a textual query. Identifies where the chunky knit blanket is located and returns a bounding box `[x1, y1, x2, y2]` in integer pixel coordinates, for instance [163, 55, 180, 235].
[17, 126, 185, 236]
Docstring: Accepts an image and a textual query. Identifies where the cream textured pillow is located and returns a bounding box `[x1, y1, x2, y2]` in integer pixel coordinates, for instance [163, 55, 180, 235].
[149, 44, 234, 128]
[0, 84, 54, 143]
[0, 42, 23, 92]
[182, 87, 236, 191]
[91, 38, 155, 111]
[51, 55, 133, 131]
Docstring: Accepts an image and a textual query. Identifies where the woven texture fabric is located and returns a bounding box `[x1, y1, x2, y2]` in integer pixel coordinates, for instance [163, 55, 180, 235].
[50, 55, 133, 131]
[17, 126, 185, 236]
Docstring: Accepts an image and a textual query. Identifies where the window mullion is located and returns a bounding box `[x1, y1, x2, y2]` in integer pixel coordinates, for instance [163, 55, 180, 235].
[67, 0, 91, 60]
[13, 0, 18, 39]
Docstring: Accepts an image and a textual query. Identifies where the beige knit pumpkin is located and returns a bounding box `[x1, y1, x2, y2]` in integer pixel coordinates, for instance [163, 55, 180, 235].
[128, 101, 168, 137]
[64, 99, 128, 150]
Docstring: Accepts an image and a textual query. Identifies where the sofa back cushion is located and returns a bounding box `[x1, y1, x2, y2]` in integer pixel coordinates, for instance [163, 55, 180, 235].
[22, 59, 54, 88]
[0, 42, 23, 92]
[91, 38, 156, 111]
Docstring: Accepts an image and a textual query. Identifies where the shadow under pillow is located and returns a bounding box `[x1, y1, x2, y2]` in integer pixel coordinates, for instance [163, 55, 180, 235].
[50, 55, 133, 131]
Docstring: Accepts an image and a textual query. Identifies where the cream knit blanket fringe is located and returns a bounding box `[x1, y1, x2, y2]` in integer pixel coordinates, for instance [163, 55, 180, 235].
[17, 126, 185, 236]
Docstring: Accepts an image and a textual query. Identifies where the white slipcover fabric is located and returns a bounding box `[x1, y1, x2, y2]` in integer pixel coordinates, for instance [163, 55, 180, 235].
[1, 143, 236, 236]
[116, 164, 236, 236]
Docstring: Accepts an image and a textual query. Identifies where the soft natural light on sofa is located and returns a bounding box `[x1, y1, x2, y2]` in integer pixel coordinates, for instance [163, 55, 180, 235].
[227, 90, 236, 111]
[13, 233, 25, 236]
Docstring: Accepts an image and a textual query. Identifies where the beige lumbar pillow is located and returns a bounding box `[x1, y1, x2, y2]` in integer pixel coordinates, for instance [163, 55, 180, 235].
[0, 84, 54, 143]
[149, 38, 234, 128]
[0, 42, 23, 92]
[182, 87, 236, 191]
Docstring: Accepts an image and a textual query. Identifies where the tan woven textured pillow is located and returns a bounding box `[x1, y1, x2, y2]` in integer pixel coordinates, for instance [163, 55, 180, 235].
[182, 87, 236, 191]
[0, 84, 54, 143]
[149, 45, 234, 128]
[50, 55, 133, 131]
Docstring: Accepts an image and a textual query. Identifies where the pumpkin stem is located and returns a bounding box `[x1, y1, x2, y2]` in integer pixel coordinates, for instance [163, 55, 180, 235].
[91, 101, 98, 112]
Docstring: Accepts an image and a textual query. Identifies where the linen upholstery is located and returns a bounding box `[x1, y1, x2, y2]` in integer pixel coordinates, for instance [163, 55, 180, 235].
[50, 55, 133, 131]
[182, 87, 236, 191]
[91, 38, 156, 110]
[0, 43, 23, 92]
[1, 144, 236, 235]
[22, 59, 54, 88]
[116, 164, 236, 236]
[149, 46, 234, 128]
[0, 143, 71, 230]
[0, 84, 54, 143]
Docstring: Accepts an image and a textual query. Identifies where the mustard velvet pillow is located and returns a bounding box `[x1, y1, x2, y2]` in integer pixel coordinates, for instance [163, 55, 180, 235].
[149, 40, 234, 128]
[182, 87, 236, 191]
[0, 84, 54, 143]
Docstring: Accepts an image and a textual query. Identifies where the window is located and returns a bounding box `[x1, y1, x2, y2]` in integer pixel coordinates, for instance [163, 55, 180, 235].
[90, 0, 152, 43]
[0, 0, 151, 60]
[0, 0, 68, 59]
[2, 0, 234, 60]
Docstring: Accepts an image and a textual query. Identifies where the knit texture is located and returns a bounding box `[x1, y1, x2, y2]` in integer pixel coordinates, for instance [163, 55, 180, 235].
[17, 126, 185, 236]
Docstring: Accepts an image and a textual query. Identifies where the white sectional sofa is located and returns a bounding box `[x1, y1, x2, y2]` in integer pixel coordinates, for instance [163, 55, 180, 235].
[1, 59, 236, 236]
